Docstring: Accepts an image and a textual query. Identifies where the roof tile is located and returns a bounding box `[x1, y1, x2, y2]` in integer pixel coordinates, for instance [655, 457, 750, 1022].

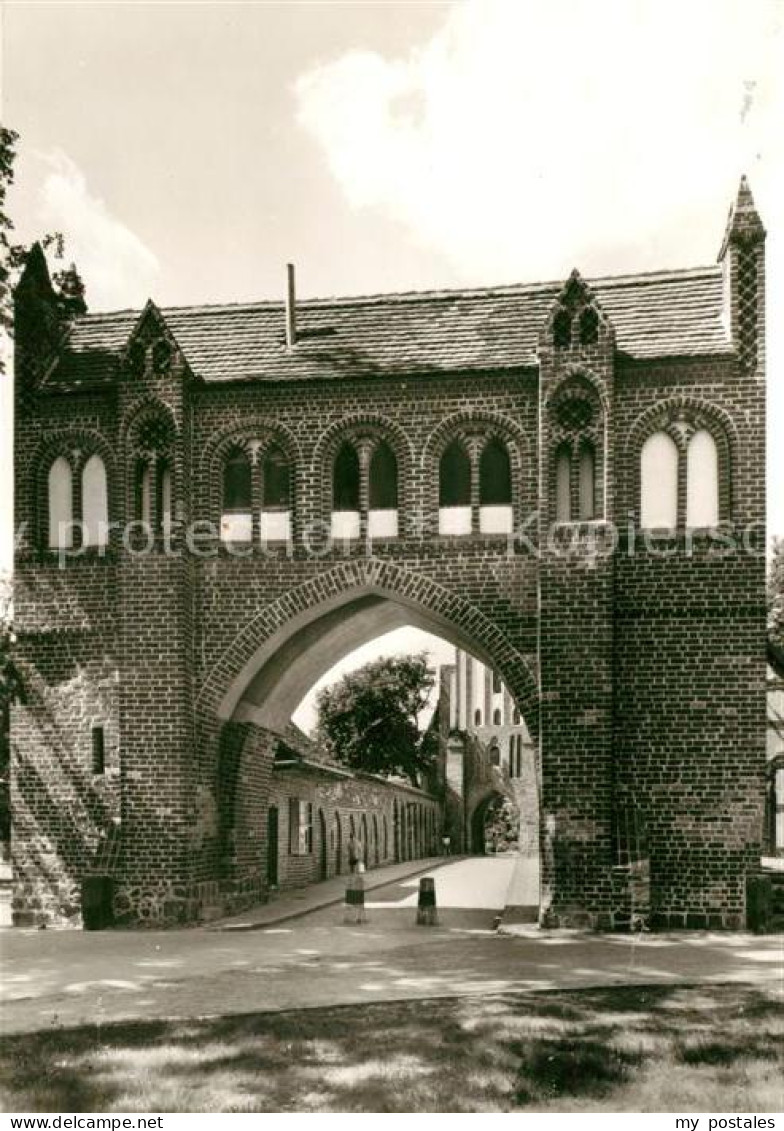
[52, 265, 730, 387]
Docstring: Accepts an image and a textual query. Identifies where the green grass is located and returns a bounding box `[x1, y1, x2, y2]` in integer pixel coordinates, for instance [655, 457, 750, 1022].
[1, 984, 782, 1113]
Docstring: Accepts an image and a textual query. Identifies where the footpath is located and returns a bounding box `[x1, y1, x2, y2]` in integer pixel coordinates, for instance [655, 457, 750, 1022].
[210, 855, 456, 931]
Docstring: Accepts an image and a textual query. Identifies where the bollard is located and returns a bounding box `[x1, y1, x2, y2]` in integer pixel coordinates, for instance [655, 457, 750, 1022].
[416, 875, 438, 926]
[344, 872, 367, 924]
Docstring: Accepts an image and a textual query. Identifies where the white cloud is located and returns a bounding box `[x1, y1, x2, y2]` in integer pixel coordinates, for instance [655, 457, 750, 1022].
[296, 0, 782, 283]
[37, 150, 159, 311]
[297, 0, 784, 540]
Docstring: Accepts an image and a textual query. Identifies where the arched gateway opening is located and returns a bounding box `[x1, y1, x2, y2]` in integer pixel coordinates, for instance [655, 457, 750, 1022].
[197, 562, 540, 920]
[471, 792, 519, 856]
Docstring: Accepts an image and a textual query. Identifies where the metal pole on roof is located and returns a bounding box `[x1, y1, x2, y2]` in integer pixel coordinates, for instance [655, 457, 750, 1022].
[285, 263, 297, 349]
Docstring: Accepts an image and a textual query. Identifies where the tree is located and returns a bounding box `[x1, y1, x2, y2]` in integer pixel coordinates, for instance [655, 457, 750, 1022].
[316, 652, 438, 787]
[768, 537, 784, 649]
[1, 125, 68, 376]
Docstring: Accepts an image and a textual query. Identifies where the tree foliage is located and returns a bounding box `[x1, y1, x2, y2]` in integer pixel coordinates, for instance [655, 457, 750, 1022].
[1, 125, 67, 375]
[315, 652, 438, 787]
[768, 537, 784, 649]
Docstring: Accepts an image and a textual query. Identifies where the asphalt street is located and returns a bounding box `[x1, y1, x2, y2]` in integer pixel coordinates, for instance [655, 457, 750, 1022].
[1, 856, 781, 1036]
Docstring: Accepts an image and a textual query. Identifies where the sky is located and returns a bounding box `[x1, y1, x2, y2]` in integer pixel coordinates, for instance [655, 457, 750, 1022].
[1, 0, 782, 724]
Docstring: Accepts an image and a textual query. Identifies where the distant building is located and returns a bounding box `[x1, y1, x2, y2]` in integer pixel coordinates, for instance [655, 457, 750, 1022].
[436, 650, 538, 856]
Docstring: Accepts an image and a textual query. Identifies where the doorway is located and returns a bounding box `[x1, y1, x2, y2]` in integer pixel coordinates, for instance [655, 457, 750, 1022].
[267, 805, 279, 887]
[334, 812, 342, 876]
[318, 809, 328, 881]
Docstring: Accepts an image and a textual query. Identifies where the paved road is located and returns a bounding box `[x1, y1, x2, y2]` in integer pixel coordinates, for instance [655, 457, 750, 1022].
[1, 856, 781, 1037]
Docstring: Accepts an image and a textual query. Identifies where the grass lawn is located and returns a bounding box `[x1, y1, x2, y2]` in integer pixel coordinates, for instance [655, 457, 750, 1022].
[1, 983, 782, 1113]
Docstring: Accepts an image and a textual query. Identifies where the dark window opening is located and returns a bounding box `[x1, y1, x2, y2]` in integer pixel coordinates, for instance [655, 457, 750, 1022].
[223, 449, 252, 511]
[513, 708, 521, 725]
[369, 442, 398, 509]
[492, 671, 501, 694]
[333, 443, 360, 510]
[439, 441, 471, 507]
[92, 726, 105, 775]
[553, 308, 572, 348]
[474, 708, 482, 726]
[579, 306, 599, 345]
[489, 740, 500, 766]
[493, 708, 502, 726]
[262, 445, 290, 508]
[479, 438, 512, 505]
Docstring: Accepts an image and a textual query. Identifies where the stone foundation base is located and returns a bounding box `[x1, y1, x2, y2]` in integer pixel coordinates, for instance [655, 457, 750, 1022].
[13, 873, 269, 929]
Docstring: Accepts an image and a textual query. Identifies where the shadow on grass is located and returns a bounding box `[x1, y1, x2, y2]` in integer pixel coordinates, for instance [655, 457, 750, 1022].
[0, 983, 781, 1113]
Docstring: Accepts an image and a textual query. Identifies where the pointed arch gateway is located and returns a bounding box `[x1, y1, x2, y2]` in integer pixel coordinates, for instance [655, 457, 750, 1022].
[197, 559, 539, 738]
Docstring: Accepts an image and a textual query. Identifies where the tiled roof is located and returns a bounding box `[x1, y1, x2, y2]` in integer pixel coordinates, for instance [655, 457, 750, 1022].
[51, 265, 731, 387]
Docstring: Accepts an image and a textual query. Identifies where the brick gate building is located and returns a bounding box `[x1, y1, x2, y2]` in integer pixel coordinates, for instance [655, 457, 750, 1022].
[10, 180, 767, 929]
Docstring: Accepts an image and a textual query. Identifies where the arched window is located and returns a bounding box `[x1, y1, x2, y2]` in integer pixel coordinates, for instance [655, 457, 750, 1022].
[686, 430, 719, 528]
[439, 441, 472, 534]
[223, 449, 252, 512]
[48, 456, 73, 549]
[513, 708, 521, 725]
[136, 460, 153, 529]
[578, 442, 596, 521]
[493, 708, 502, 726]
[369, 442, 397, 510]
[479, 439, 511, 505]
[474, 708, 482, 726]
[332, 443, 360, 540]
[333, 443, 360, 511]
[159, 462, 173, 537]
[263, 445, 290, 509]
[369, 442, 398, 538]
[439, 441, 471, 507]
[640, 432, 678, 528]
[262, 444, 292, 542]
[553, 308, 571, 348]
[81, 454, 108, 547]
[479, 438, 513, 534]
[221, 448, 252, 542]
[555, 446, 571, 522]
[579, 306, 599, 345]
[489, 739, 500, 766]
